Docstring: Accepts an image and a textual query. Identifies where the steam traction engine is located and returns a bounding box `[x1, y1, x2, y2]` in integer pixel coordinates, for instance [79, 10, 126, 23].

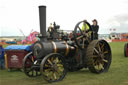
[23, 6, 112, 82]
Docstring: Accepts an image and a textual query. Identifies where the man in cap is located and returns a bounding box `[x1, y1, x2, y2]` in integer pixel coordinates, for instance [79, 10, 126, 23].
[91, 19, 99, 39]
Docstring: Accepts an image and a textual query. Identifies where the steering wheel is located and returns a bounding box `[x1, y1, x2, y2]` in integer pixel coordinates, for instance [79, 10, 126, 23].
[73, 20, 93, 50]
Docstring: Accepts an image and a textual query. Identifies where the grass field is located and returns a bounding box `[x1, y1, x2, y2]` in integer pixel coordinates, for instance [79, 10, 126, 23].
[1, 42, 128, 85]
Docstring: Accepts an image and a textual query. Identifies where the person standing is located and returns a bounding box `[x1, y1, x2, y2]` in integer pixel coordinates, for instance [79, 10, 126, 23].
[0, 45, 5, 70]
[82, 20, 90, 31]
[91, 19, 99, 40]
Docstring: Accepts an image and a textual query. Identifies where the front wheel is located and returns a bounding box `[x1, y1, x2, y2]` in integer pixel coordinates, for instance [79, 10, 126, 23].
[40, 53, 67, 83]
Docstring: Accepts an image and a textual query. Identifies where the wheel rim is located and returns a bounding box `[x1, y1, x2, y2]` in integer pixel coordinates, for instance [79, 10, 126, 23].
[40, 53, 67, 82]
[23, 52, 41, 77]
[73, 20, 92, 50]
[87, 40, 112, 73]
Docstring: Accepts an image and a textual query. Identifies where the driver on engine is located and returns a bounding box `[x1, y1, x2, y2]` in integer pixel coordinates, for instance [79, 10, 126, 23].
[81, 20, 93, 40]
[82, 20, 90, 32]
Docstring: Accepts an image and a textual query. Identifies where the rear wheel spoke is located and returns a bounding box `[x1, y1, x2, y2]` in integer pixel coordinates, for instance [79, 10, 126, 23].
[102, 59, 108, 63]
[101, 44, 104, 52]
[95, 64, 100, 70]
[103, 51, 108, 54]
[94, 48, 99, 54]
[97, 42, 101, 52]
[99, 63, 104, 70]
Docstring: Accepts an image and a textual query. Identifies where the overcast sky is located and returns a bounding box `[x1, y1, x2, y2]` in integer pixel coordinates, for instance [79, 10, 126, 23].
[0, 0, 128, 36]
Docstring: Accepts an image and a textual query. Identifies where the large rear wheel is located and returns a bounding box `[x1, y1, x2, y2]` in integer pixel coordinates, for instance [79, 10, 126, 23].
[86, 40, 112, 73]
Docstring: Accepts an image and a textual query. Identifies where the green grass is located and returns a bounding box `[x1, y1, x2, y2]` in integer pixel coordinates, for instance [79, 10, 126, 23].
[1, 42, 128, 85]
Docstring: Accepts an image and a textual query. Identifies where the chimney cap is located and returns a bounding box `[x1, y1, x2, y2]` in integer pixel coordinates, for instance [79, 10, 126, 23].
[39, 5, 46, 8]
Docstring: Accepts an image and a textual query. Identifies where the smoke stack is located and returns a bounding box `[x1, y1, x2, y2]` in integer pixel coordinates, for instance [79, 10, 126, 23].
[39, 6, 47, 41]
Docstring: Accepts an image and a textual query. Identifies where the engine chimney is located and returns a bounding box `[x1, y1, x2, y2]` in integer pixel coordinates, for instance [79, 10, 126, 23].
[39, 6, 47, 41]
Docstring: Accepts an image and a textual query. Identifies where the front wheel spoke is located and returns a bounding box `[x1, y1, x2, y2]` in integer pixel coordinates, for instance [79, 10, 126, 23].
[53, 72, 57, 80]
[55, 57, 60, 64]
[56, 60, 62, 64]
[56, 70, 62, 75]
[57, 64, 63, 67]
[58, 67, 64, 72]
[48, 59, 53, 65]
[51, 57, 54, 62]
[44, 70, 53, 79]
[45, 71, 50, 77]
[46, 72, 53, 80]
[44, 68, 52, 72]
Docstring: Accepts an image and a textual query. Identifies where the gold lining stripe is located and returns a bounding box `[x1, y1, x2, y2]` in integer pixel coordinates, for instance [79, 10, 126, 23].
[64, 41, 69, 56]
[51, 41, 57, 53]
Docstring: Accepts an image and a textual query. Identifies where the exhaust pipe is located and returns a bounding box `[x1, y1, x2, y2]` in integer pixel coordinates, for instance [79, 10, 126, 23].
[39, 6, 47, 41]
